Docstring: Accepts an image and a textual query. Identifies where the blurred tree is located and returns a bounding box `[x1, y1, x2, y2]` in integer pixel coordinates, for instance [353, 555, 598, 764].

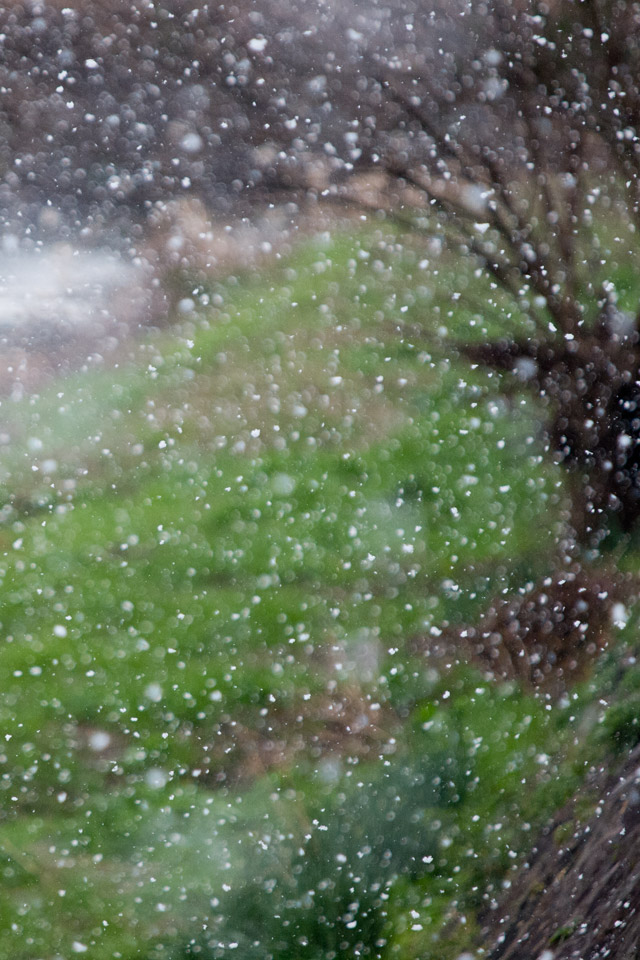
[4, 0, 640, 540]
[292, 0, 640, 545]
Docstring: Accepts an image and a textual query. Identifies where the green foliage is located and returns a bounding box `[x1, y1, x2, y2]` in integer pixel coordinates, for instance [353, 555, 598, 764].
[0, 226, 632, 959]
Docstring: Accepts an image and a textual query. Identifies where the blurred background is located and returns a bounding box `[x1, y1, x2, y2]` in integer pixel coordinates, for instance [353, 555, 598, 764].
[2, 2, 640, 959]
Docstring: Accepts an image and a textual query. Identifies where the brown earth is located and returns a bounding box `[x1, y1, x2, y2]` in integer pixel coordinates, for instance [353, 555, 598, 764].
[413, 568, 632, 698]
[484, 740, 640, 960]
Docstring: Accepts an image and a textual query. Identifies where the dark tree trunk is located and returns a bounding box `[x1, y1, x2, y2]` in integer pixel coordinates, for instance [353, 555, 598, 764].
[463, 311, 640, 542]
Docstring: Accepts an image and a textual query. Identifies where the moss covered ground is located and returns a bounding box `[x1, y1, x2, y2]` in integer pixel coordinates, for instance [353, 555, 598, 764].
[0, 226, 637, 959]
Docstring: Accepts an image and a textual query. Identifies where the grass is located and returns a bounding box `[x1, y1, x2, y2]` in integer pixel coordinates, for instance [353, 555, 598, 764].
[0, 224, 634, 959]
